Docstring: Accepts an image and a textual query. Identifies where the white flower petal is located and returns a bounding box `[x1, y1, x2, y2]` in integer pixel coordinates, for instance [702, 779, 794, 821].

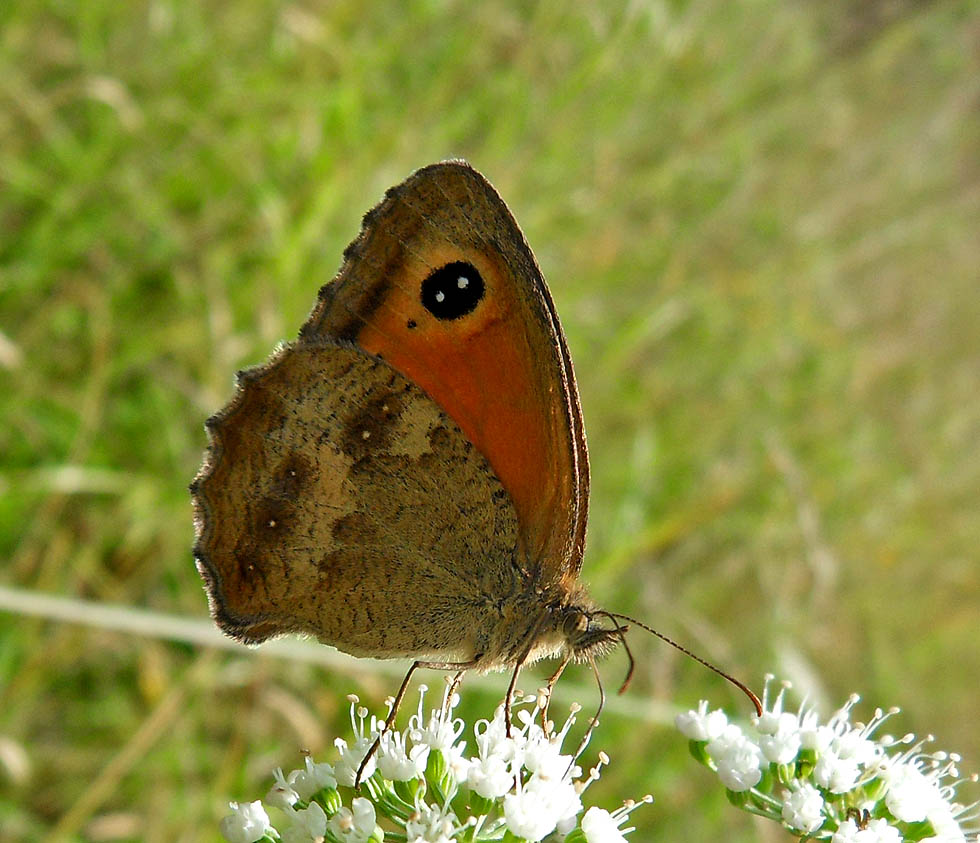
[781, 783, 825, 834]
[326, 797, 375, 843]
[285, 801, 327, 838]
[466, 752, 513, 799]
[219, 800, 271, 843]
[676, 701, 728, 741]
[287, 757, 337, 800]
[333, 737, 377, 787]
[581, 806, 628, 843]
[405, 802, 456, 843]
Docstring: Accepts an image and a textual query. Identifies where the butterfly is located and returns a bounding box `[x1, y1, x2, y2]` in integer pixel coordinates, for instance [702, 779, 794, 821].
[190, 161, 759, 778]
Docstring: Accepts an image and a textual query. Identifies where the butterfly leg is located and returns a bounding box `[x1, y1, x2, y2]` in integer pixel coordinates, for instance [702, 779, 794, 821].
[503, 653, 533, 738]
[503, 612, 553, 736]
[441, 669, 466, 719]
[355, 660, 421, 789]
[355, 657, 478, 789]
[539, 652, 572, 730]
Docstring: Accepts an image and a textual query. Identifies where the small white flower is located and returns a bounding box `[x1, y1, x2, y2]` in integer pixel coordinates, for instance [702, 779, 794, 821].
[581, 806, 628, 843]
[924, 803, 969, 843]
[377, 727, 429, 781]
[409, 685, 467, 771]
[327, 796, 376, 843]
[799, 703, 836, 754]
[707, 724, 764, 792]
[538, 774, 584, 828]
[705, 722, 742, 758]
[334, 735, 377, 786]
[522, 721, 578, 781]
[406, 801, 456, 843]
[833, 727, 881, 767]
[819, 695, 885, 768]
[219, 800, 271, 843]
[832, 817, 902, 843]
[780, 782, 825, 834]
[882, 760, 940, 823]
[281, 801, 327, 843]
[813, 749, 862, 793]
[831, 817, 863, 843]
[466, 750, 513, 799]
[757, 711, 802, 765]
[504, 783, 557, 842]
[755, 683, 789, 732]
[714, 757, 762, 793]
[265, 767, 300, 809]
[287, 756, 337, 801]
[504, 771, 582, 842]
[580, 796, 652, 842]
[473, 704, 520, 763]
[676, 700, 728, 741]
[464, 704, 524, 799]
[333, 697, 380, 786]
[863, 818, 903, 843]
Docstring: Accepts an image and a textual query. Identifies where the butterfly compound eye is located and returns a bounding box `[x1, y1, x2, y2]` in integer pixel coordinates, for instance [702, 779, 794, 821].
[421, 261, 485, 320]
[561, 609, 590, 638]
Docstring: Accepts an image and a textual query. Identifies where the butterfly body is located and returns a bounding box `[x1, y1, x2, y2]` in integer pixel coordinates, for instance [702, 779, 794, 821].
[192, 161, 619, 679]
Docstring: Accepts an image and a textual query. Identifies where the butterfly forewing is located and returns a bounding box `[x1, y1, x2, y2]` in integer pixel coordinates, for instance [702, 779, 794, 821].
[301, 161, 590, 583]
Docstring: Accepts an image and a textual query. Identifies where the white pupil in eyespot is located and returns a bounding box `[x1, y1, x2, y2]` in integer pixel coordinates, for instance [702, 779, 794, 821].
[457, 276, 469, 289]
[435, 291, 446, 303]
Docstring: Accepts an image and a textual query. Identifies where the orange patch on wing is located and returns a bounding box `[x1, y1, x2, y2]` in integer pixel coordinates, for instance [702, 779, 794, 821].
[353, 246, 569, 568]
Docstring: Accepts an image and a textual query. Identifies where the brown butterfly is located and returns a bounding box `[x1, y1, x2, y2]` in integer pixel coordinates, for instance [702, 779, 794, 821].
[190, 161, 759, 777]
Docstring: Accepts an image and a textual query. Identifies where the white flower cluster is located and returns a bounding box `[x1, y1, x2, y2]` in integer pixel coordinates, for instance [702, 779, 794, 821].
[219, 685, 650, 843]
[676, 677, 979, 843]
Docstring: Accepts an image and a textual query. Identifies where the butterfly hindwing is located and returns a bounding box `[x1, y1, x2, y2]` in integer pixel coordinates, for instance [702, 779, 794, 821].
[192, 339, 525, 658]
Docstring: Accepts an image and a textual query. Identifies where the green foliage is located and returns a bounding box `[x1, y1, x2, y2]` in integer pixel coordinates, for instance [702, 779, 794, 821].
[1, 0, 978, 839]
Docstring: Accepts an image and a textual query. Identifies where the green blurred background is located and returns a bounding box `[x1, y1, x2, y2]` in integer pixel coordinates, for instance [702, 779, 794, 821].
[2, 0, 978, 840]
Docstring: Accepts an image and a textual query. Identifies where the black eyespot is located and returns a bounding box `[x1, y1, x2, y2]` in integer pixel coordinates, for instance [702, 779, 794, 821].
[406, 319, 417, 330]
[421, 261, 485, 320]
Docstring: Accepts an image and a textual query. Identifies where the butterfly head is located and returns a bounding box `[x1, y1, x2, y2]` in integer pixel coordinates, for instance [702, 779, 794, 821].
[558, 605, 626, 663]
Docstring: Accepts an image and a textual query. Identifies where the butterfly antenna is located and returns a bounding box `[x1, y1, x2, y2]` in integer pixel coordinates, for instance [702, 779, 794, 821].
[566, 656, 605, 777]
[539, 653, 572, 730]
[589, 656, 606, 732]
[607, 611, 763, 717]
[572, 658, 606, 748]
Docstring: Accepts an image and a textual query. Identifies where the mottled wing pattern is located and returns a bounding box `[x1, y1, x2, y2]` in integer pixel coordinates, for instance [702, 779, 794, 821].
[191, 339, 524, 659]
